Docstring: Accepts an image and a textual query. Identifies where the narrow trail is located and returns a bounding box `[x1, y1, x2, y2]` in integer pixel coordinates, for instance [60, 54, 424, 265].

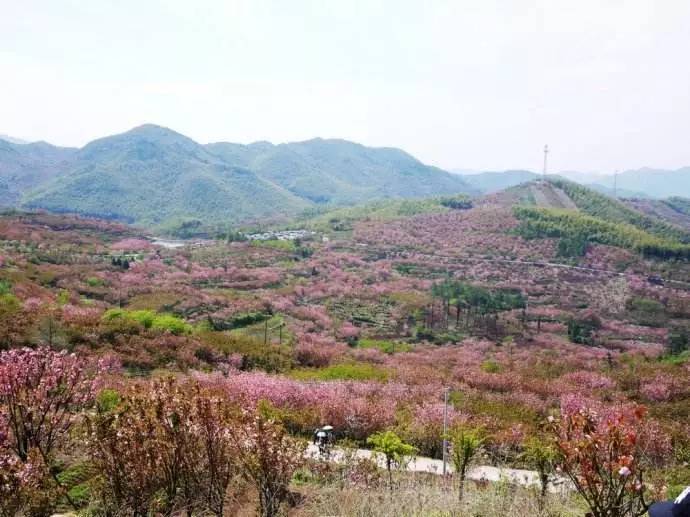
[304, 444, 571, 494]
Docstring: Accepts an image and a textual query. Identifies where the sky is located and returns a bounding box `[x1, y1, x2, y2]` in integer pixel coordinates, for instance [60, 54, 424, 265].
[2, 0, 690, 173]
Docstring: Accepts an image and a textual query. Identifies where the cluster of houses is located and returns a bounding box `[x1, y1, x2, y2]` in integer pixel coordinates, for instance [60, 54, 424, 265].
[245, 229, 315, 241]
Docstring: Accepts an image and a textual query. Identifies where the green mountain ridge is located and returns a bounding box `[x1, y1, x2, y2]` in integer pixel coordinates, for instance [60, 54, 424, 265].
[16, 125, 476, 226]
[0, 138, 77, 206]
[24, 125, 310, 225]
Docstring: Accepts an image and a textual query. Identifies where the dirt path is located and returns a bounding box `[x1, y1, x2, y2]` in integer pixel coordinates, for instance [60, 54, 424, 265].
[305, 444, 570, 493]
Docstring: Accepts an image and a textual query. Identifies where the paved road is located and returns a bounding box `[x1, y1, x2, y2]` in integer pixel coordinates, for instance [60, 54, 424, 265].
[305, 444, 570, 493]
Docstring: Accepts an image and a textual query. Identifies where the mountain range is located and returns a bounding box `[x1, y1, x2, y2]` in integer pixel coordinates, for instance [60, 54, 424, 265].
[1, 124, 689, 228]
[0, 125, 476, 227]
[459, 168, 690, 199]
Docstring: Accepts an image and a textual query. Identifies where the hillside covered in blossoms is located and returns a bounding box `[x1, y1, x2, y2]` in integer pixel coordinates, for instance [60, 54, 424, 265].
[1, 179, 689, 515]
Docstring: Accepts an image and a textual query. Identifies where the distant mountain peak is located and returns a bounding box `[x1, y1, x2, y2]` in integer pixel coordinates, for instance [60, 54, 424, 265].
[123, 123, 193, 140]
[0, 134, 31, 145]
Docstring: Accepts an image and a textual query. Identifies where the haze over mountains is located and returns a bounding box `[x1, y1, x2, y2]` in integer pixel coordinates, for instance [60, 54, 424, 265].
[0, 124, 689, 229]
[457, 168, 690, 200]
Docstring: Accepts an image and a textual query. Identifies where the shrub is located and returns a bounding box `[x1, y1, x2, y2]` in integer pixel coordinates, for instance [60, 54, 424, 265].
[101, 309, 190, 335]
[567, 312, 601, 345]
[85, 277, 103, 287]
[150, 313, 191, 335]
[291, 362, 388, 382]
[358, 338, 412, 354]
[231, 412, 304, 517]
[86, 378, 239, 516]
[447, 425, 485, 501]
[522, 436, 557, 503]
[367, 431, 417, 488]
[198, 332, 293, 373]
[547, 405, 662, 517]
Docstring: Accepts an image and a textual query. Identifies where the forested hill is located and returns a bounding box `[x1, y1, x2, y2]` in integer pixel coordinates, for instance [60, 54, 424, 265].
[4, 125, 476, 227]
[207, 138, 475, 205]
[0, 139, 76, 206]
[497, 179, 690, 260]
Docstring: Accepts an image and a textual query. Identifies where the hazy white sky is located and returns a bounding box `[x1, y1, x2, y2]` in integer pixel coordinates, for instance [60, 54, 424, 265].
[2, 0, 690, 172]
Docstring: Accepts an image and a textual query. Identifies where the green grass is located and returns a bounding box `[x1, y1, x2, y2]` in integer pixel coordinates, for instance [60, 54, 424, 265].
[290, 197, 458, 233]
[229, 314, 290, 343]
[249, 239, 296, 251]
[102, 308, 191, 335]
[290, 362, 389, 381]
[358, 338, 412, 354]
[660, 350, 690, 366]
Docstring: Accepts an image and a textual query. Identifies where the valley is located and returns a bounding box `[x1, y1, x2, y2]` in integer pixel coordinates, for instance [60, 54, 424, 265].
[1, 177, 689, 515]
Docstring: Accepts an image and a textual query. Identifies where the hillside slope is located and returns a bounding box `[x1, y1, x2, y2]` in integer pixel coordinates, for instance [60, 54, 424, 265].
[485, 178, 690, 246]
[0, 139, 77, 206]
[615, 167, 690, 198]
[624, 197, 690, 232]
[461, 170, 538, 193]
[24, 125, 309, 225]
[207, 138, 477, 205]
[19, 125, 476, 226]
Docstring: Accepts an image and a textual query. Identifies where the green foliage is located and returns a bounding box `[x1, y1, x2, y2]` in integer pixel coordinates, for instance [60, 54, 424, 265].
[432, 280, 526, 313]
[101, 308, 191, 335]
[0, 279, 11, 295]
[250, 239, 295, 251]
[56, 289, 70, 306]
[522, 437, 558, 467]
[367, 430, 417, 486]
[447, 425, 485, 500]
[667, 328, 689, 356]
[514, 205, 690, 260]
[96, 389, 121, 413]
[22, 125, 474, 227]
[85, 277, 103, 287]
[439, 195, 473, 210]
[480, 359, 501, 373]
[549, 178, 690, 243]
[664, 197, 690, 217]
[56, 461, 94, 506]
[295, 197, 452, 233]
[522, 437, 558, 500]
[291, 362, 388, 382]
[0, 293, 21, 316]
[367, 430, 417, 459]
[223, 311, 270, 330]
[160, 218, 205, 238]
[557, 234, 589, 257]
[626, 297, 667, 327]
[150, 314, 190, 335]
[567, 313, 601, 345]
[198, 331, 293, 373]
[357, 338, 412, 354]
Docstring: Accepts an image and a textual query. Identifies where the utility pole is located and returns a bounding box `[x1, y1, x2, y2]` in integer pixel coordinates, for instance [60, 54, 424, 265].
[613, 170, 618, 199]
[442, 388, 448, 475]
[542, 144, 549, 181]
